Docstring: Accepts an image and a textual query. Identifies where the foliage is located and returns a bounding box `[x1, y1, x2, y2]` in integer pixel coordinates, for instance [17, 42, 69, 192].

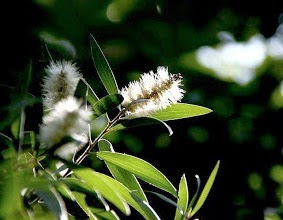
[0, 36, 219, 220]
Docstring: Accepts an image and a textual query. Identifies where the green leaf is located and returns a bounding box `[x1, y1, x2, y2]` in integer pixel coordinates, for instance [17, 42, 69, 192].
[36, 187, 68, 220]
[150, 103, 212, 121]
[57, 183, 99, 220]
[92, 94, 123, 117]
[11, 117, 20, 139]
[72, 168, 131, 215]
[90, 208, 119, 220]
[73, 193, 118, 220]
[75, 78, 99, 106]
[130, 192, 161, 220]
[108, 117, 160, 132]
[108, 117, 172, 135]
[186, 175, 201, 217]
[23, 131, 36, 149]
[98, 139, 147, 202]
[64, 174, 159, 220]
[96, 152, 177, 197]
[174, 174, 189, 220]
[60, 184, 119, 220]
[88, 171, 160, 220]
[190, 161, 220, 217]
[146, 191, 182, 213]
[90, 34, 119, 94]
[0, 164, 24, 218]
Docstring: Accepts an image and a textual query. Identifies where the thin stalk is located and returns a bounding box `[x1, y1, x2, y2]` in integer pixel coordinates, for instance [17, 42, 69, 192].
[75, 110, 125, 165]
[61, 110, 125, 178]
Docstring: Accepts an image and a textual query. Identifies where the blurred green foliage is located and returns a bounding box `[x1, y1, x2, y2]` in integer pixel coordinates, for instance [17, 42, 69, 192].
[1, 0, 282, 219]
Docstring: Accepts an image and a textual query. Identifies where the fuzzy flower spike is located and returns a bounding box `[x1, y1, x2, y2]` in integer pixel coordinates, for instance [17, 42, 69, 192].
[42, 61, 82, 110]
[121, 66, 185, 117]
[39, 96, 92, 149]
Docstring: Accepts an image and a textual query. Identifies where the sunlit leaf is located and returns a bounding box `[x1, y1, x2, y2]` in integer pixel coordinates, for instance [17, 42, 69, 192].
[91, 207, 120, 220]
[64, 171, 160, 219]
[92, 94, 123, 116]
[174, 174, 189, 220]
[98, 139, 147, 202]
[90, 34, 119, 94]
[85, 171, 160, 220]
[72, 168, 131, 215]
[151, 103, 212, 121]
[190, 161, 220, 217]
[0, 164, 24, 218]
[96, 152, 177, 197]
[131, 193, 161, 220]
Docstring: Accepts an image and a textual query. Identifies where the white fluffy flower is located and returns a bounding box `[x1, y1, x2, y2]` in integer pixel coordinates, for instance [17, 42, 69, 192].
[196, 35, 267, 85]
[120, 66, 185, 117]
[42, 61, 82, 110]
[39, 96, 92, 148]
[54, 134, 88, 161]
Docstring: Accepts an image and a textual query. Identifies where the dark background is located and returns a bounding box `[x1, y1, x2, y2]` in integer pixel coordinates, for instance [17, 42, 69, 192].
[1, 0, 283, 219]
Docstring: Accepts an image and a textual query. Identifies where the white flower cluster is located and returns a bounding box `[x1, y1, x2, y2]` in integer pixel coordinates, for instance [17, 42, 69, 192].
[40, 61, 92, 160]
[42, 61, 82, 110]
[121, 66, 185, 117]
[39, 97, 91, 147]
[196, 24, 283, 85]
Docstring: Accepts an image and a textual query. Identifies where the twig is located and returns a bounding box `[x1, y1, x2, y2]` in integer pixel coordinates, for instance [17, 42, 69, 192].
[61, 109, 125, 178]
[75, 110, 125, 165]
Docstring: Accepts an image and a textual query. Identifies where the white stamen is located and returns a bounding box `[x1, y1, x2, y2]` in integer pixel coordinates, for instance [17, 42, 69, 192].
[120, 66, 185, 117]
[42, 61, 82, 110]
[39, 96, 92, 148]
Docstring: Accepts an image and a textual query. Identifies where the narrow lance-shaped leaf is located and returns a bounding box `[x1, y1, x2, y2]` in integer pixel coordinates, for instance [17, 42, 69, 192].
[92, 94, 123, 117]
[146, 191, 183, 213]
[36, 187, 68, 220]
[90, 34, 119, 94]
[186, 175, 201, 217]
[174, 174, 189, 220]
[190, 161, 220, 217]
[151, 103, 212, 121]
[90, 208, 119, 220]
[131, 192, 161, 220]
[59, 183, 119, 220]
[75, 78, 99, 106]
[98, 139, 148, 202]
[97, 152, 177, 197]
[108, 116, 172, 135]
[93, 172, 160, 220]
[72, 168, 131, 216]
[109, 103, 212, 132]
[57, 183, 98, 220]
[62, 177, 110, 211]
[67, 169, 160, 220]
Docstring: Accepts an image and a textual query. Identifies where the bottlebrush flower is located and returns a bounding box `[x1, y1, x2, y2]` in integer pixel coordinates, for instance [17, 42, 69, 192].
[42, 61, 82, 110]
[54, 134, 88, 160]
[39, 96, 92, 149]
[120, 66, 185, 117]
